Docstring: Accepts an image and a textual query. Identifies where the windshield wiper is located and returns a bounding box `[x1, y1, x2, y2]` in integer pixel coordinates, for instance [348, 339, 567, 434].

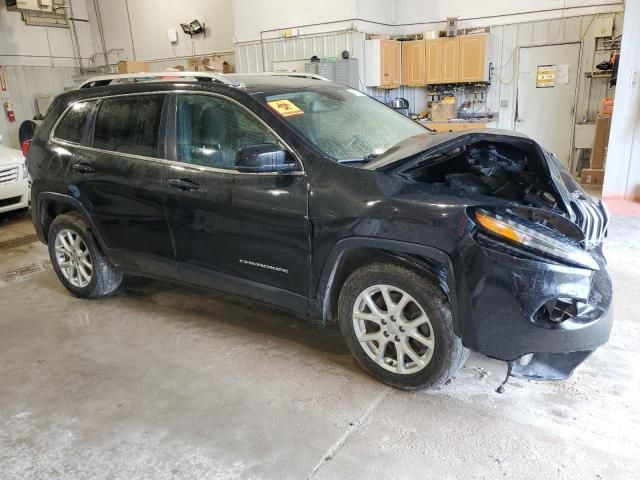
[337, 153, 379, 164]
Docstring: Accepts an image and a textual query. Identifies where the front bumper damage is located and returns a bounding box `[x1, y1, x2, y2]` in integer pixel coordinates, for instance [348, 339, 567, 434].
[453, 234, 613, 382]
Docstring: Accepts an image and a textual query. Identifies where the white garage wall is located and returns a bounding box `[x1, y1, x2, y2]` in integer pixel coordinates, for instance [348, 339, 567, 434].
[0, 1, 95, 148]
[393, 0, 623, 29]
[234, 2, 622, 172]
[0, 0, 94, 67]
[85, 0, 235, 68]
[235, 14, 621, 114]
[488, 13, 623, 128]
[232, 0, 394, 43]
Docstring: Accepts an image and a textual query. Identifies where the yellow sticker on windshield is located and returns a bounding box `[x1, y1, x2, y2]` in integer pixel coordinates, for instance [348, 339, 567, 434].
[267, 99, 303, 117]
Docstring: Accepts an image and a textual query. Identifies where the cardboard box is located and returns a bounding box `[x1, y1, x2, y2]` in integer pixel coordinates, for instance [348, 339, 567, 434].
[117, 61, 149, 74]
[590, 113, 611, 169]
[580, 168, 605, 185]
[431, 102, 457, 121]
[205, 63, 233, 73]
[187, 55, 231, 73]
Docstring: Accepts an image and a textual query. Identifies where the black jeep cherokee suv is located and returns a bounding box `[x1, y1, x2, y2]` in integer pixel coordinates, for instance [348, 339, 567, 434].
[26, 72, 612, 390]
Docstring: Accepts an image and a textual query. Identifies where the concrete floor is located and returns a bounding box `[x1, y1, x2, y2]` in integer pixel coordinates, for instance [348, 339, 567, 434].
[0, 207, 639, 480]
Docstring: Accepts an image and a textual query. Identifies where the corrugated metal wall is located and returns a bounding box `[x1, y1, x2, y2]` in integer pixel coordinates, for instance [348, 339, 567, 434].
[487, 13, 622, 130]
[0, 53, 237, 149]
[0, 65, 79, 148]
[234, 13, 622, 165]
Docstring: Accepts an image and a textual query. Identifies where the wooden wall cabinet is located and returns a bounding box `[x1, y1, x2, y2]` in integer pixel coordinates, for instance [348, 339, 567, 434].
[425, 39, 442, 84]
[425, 34, 489, 85]
[441, 37, 460, 83]
[401, 40, 426, 86]
[365, 39, 401, 88]
[458, 33, 490, 82]
[425, 37, 459, 84]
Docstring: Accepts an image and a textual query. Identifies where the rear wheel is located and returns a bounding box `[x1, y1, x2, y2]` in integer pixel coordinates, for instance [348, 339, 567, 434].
[48, 213, 122, 298]
[338, 262, 468, 390]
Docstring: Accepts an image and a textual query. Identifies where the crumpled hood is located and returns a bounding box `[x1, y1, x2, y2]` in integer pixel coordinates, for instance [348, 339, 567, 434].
[363, 128, 607, 249]
[364, 129, 530, 171]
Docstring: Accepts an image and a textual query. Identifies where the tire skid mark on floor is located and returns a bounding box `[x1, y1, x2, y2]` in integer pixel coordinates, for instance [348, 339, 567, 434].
[0, 260, 51, 286]
[0, 234, 39, 252]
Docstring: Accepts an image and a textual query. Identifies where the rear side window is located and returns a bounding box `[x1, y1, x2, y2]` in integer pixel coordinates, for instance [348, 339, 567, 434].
[93, 95, 165, 158]
[54, 101, 94, 144]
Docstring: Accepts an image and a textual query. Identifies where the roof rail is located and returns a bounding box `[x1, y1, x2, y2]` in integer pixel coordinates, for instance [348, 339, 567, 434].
[78, 71, 241, 89]
[227, 72, 331, 82]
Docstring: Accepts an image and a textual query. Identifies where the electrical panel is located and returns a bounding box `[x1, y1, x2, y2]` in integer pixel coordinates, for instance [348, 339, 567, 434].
[6, 0, 54, 12]
[11, 0, 53, 12]
[592, 17, 614, 38]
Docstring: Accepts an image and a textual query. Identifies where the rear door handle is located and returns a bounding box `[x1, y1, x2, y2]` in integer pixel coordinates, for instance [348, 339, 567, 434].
[72, 162, 94, 174]
[168, 178, 200, 191]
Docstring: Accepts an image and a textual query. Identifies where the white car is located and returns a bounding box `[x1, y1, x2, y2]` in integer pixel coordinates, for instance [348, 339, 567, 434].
[0, 133, 30, 214]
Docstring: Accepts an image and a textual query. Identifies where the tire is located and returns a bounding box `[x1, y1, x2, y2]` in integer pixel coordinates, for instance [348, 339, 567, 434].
[48, 212, 122, 298]
[338, 262, 468, 390]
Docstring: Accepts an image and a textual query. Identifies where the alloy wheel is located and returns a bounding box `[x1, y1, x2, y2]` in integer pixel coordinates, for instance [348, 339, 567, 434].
[54, 228, 93, 288]
[352, 284, 435, 374]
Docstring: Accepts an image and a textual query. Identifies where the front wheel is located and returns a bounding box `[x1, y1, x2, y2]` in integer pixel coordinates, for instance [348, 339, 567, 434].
[338, 262, 468, 390]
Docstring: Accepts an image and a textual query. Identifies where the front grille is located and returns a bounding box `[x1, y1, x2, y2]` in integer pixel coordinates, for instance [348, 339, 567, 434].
[0, 165, 19, 185]
[571, 194, 608, 249]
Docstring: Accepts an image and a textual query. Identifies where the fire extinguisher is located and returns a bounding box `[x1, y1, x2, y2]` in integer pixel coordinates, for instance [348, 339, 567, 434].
[4, 100, 16, 122]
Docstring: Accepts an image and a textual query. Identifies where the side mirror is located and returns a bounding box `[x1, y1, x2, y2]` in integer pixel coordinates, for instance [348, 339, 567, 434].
[235, 144, 298, 173]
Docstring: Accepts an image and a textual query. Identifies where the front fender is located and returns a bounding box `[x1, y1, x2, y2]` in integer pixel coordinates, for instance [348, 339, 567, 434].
[311, 237, 459, 332]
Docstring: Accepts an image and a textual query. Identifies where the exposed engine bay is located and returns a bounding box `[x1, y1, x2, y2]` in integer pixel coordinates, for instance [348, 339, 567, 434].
[401, 139, 561, 211]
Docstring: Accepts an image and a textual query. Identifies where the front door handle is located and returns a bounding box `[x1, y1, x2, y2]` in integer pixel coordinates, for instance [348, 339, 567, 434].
[168, 178, 200, 191]
[73, 162, 94, 174]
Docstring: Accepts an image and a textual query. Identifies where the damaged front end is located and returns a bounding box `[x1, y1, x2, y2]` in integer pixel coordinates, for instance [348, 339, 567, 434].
[371, 131, 613, 383]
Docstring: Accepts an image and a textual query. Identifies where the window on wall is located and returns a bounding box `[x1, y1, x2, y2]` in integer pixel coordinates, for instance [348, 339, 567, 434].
[176, 94, 280, 170]
[93, 95, 165, 158]
[54, 101, 94, 144]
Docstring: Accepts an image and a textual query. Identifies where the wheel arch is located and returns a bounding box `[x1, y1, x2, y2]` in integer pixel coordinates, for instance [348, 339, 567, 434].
[37, 192, 108, 253]
[312, 238, 459, 333]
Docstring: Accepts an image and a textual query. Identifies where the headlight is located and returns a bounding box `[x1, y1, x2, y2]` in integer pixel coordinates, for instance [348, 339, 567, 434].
[23, 164, 29, 180]
[475, 209, 599, 270]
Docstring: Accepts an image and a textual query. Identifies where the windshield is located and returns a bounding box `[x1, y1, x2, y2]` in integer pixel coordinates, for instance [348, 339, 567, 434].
[256, 87, 426, 163]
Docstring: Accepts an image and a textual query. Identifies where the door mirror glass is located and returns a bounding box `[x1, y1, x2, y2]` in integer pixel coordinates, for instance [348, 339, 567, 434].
[235, 144, 297, 173]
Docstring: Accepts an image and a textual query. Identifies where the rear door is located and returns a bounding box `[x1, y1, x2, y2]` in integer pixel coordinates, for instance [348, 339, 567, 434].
[64, 93, 177, 279]
[164, 93, 310, 306]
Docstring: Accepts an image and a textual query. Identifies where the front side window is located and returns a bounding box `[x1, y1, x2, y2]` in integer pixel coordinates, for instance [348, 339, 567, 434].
[176, 94, 280, 170]
[256, 87, 426, 163]
[54, 101, 94, 144]
[93, 95, 165, 158]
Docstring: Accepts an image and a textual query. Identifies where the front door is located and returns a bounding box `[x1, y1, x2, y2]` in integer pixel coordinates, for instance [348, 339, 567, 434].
[68, 93, 177, 279]
[516, 43, 580, 168]
[164, 93, 310, 307]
